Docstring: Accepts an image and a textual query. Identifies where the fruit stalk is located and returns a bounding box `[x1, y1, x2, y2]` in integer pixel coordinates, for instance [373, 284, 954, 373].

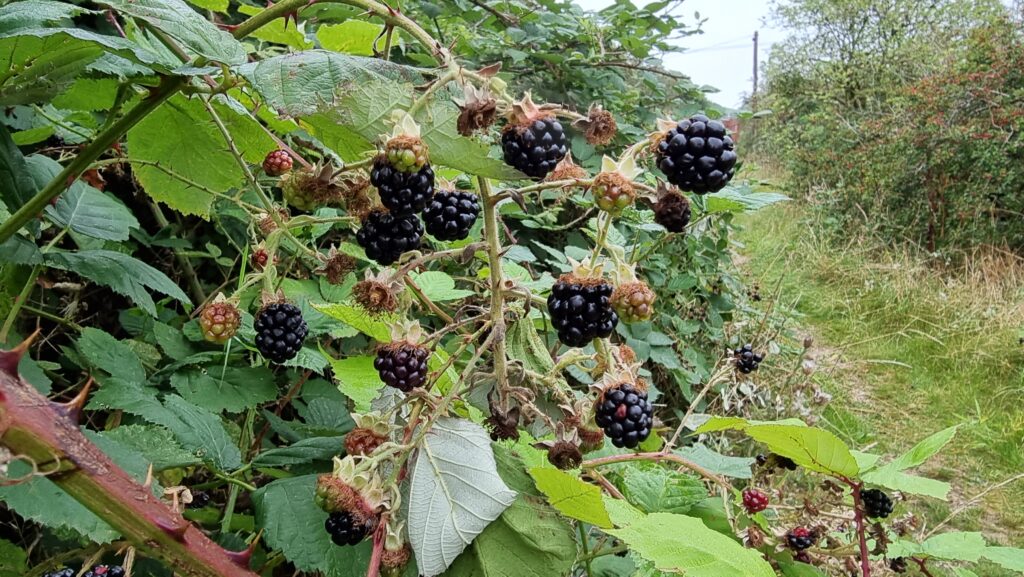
[479, 177, 511, 408]
[0, 349, 258, 577]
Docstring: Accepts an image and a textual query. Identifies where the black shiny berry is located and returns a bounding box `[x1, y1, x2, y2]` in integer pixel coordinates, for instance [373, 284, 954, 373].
[786, 527, 816, 551]
[656, 114, 737, 194]
[43, 570, 75, 577]
[370, 157, 435, 215]
[654, 191, 691, 233]
[83, 566, 126, 577]
[861, 488, 894, 519]
[502, 116, 569, 179]
[356, 210, 423, 266]
[547, 278, 618, 347]
[733, 343, 763, 374]
[254, 303, 309, 364]
[375, 343, 430, 392]
[325, 511, 370, 546]
[594, 383, 654, 449]
[423, 190, 481, 241]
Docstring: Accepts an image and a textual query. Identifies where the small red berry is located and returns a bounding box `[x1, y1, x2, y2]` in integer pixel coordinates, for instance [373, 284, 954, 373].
[742, 488, 769, 514]
[199, 299, 241, 344]
[263, 150, 293, 176]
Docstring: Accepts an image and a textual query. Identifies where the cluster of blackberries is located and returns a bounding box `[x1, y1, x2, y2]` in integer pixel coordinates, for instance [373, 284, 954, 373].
[733, 343, 764, 373]
[547, 278, 618, 348]
[786, 527, 816, 551]
[502, 116, 569, 179]
[325, 510, 371, 546]
[375, 343, 430, 392]
[656, 115, 737, 194]
[861, 488, 894, 519]
[44, 566, 126, 577]
[741, 488, 769, 514]
[594, 383, 653, 449]
[254, 302, 309, 363]
[371, 157, 435, 215]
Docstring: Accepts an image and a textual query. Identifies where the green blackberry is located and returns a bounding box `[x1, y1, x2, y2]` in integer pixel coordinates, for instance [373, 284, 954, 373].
[356, 209, 423, 266]
[370, 157, 435, 215]
[502, 116, 569, 179]
[423, 190, 480, 241]
[861, 488, 894, 519]
[254, 302, 308, 364]
[786, 527, 816, 551]
[374, 342, 430, 392]
[594, 382, 653, 449]
[547, 276, 618, 347]
[656, 115, 737, 194]
[325, 510, 371, 546]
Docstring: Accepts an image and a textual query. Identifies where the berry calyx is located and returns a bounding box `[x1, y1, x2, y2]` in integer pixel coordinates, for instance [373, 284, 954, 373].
[262, 149, 293, 176]
[733, 343, 764, 374]
[485, 403, 520, 442]
[199, 296, 241, 344]
[345, 413, 392, 457]
[318, 247, 358, 285]
[611, 281, 656, 323]
[501, 93, 570, 179]
[353, 269, 403, 314]
[861, 488, 894, 519]
[547, 154, 589, 182]
[456, 84, 498, 136]
[653, 189, 691, 233]
[594, 381, 654, 449]
[655, 115, 738, 194]
[577, 103, 617, 146]
[742, 488, 769, 514]
[254, 301, 309, 364]
[325, 510, 371, 546]
[592, 171, 635, 214]
[356, 209, 424, 266]
[370, 156, 435, 215]
[423, 190, 481, 241]
[545, 439, 584, 470]
[786, 527, 816, 551]
[548, 272, 618, 348]
[315, 457, 387, 544]
[281, 164, 344, 211]
[384, 135, 429, 173]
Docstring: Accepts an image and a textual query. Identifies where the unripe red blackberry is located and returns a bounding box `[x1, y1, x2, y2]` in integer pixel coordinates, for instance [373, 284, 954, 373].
[423, 190, 480, 241]
[592, 171, 635, 214]
[251, 246, 272, 270]
[374, 342, 430, 392]
[381, 543, 412, 576]
[861, 488, 894, 519]
[199, 297, 241, 344]
[254, 302, 308, 364]
[786, 527, 816, 551]
[356, 209, 423, 266]
[741, 488, 769, 514]
[594, 381, 653, 449]
[370, 156, 435, 215]
[501, 94, 569, 179]
[262, 149, 293, 176]
[653, 190, 691, 233]
[655, 115, 738, 194]
[548, 274, 618, 348]
[611, 281, 656, 323]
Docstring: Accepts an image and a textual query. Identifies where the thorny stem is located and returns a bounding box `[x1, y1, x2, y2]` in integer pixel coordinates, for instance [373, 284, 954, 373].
[479, 176, 510, 410]
[912, 557, 936, 577]
[850, 482, 873, 577]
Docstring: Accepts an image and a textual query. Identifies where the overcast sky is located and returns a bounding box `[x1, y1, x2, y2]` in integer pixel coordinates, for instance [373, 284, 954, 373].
[573, 0, 780, 109]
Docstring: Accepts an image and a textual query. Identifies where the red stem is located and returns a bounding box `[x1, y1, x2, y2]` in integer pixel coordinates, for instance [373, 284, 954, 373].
[912, 557, 935, 577]
[850, 482, 872, 577]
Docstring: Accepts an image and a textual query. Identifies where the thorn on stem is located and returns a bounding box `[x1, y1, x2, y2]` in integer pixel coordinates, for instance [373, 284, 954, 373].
[0, 329, 41, 376]
[153, 516, 190, 542]
[55, 376, 95, 423]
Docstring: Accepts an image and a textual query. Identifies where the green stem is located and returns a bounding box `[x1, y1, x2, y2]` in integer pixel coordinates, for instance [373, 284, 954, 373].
[0, 228, 68, 342]
[578, 523, 594, 577]
[478, 176, 510, 409]
[149, 201, 207, 304]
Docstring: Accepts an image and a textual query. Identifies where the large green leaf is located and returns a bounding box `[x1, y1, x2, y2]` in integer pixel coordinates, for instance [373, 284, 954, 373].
[529, 467, 612, 528]
[982, 547, 1024, 572]
[316, 20, 383, 56]
[100, 424, 202, 471]
[605, 507, 775, 577]
[0, 0, 91, 31]
[254, 475, 373, 577]
[323, 354, 385, 412]
[171, 365, 278, 414]
[101, 0, 246, 64]
[44, 249, 190, 316]
[236, 4, 311, 48]
[889, 532, 988, 562]
[413, 98, 525, 180]
[675, 444, 756, 479]
[26, 155, 138, 240]
[620, 467, 707, 515]
[0, 539, 27, 577]
[861, 427, 958, 499]
[77, 327, 146, 383]
[0, 124, 37, 219]
[252, 437, 344, 467]
[313, 302, 395, 341]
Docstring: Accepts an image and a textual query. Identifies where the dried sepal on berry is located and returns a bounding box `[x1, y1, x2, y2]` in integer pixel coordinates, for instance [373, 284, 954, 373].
[353, 269, 404, 314]
[282, 162, 346, 211]
[456, 83, 498, 136]
[317, 246, 358, 285]
[546, 154, 589, 182]
[559, 398, 605, 453]
[344, 412, 393, 456]
[485, 399, 521, 441]
[199, 293, 242, 344]
[574, 103, 617, 146]
[534, 422, 584, 470]
[315, 456, 389, 525]
[384, 112, 428, 173]
[592, 152, 640, 215]
[257, 207, 290, 235]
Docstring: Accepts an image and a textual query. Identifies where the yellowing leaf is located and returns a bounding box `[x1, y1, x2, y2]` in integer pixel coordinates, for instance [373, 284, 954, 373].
[529, 468, 612, 528]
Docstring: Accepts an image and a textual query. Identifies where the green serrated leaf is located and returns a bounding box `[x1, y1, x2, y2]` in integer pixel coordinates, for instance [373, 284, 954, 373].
[316, 20, 382, 56]
[529, 467, 612, 528]
[675, 444, 755, 479]
[52, 78, 120, 111]
[0, 538, 27, 577]
[171, 365, 278, 414]
[0, 124, 37, 223]
[323, 353, 384, 412]
[28, 155, 138, 241]
[102, 0, 246, 64]
[77, 327, 146, 383]
[982, 547, 1024, 572]
[409, 270, 474, 302]
[237, 4, 311, 48]
[313, 302, 395, 341]
[621, 467, 707, 515]
[253, 437, 344, 467]
[100, 424, 201, 471]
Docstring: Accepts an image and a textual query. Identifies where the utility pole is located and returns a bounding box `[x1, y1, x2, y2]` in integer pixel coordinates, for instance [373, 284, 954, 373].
[752, 30, 759, 99]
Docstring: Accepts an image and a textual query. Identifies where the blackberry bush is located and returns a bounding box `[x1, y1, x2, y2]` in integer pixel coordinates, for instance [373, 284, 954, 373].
[655, 115, 738, 194]
[356, 209, 424, 266]
[423, 190, 480, 241]
[254, 302, 308, 363]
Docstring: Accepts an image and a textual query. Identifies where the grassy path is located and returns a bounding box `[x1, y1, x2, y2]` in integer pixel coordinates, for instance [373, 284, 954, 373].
[735, 201, 1024, 548]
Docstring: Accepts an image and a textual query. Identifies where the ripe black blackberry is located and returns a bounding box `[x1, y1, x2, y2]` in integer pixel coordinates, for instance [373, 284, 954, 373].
[83, 566, 126, 577]
[733, 343, 764, 374]
[547, 276, 618, 347]
[501, 94, 570, 179]
[655, 115, 738, 194]
[861, 488, 894, 519]
[594, 382, 653, 449]
[423, 190, 480, 241]
[786, 527, 816, 551]
[889, 557, 908, 573]
[325, 510, 371, 546]
[43, 570, 74, 577]
[653, 190, 691, 233]
[254, 302, 308, 364]
[374, 342, 430, 392]
[370, 156, 435, 215]
[356, 209, 423, 266]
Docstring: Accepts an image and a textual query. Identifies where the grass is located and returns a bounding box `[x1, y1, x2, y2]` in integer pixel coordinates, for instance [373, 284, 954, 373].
[735, 198, 1024, 549]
